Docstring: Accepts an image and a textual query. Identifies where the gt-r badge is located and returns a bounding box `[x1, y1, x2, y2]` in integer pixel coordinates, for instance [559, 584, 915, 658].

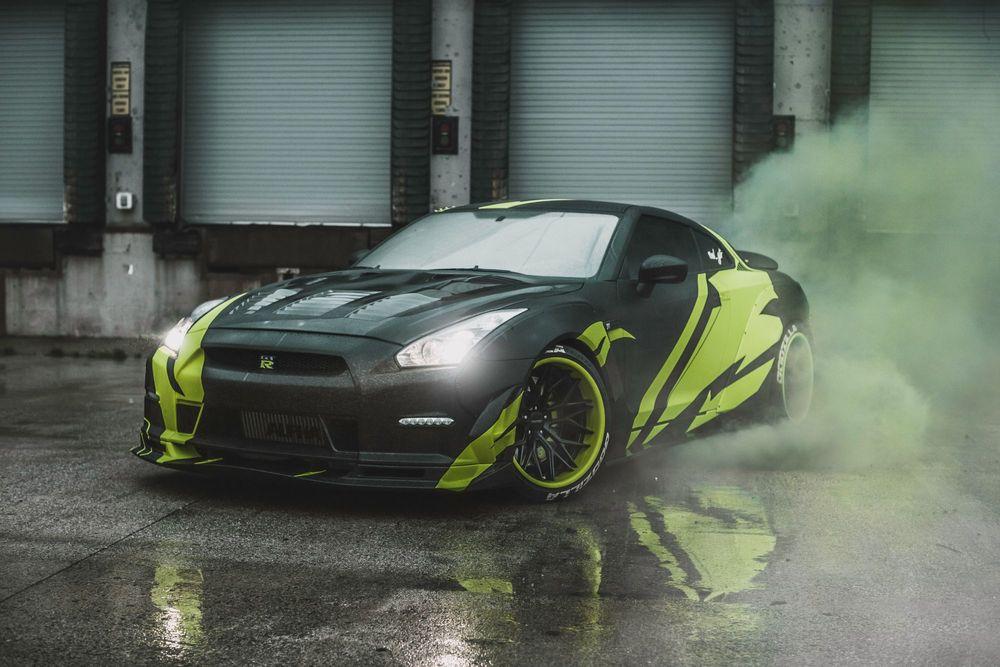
[259, 354, 275, 370]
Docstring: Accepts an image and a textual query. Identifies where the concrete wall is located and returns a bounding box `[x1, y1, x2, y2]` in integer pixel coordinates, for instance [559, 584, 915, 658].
[4, 233, 201, 337]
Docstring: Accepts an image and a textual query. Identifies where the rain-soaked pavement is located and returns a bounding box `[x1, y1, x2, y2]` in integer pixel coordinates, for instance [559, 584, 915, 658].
[0, 355, 998, 665]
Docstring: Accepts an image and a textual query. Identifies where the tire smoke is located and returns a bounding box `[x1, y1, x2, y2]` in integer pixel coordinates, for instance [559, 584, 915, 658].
[678, 99, 1000, 471]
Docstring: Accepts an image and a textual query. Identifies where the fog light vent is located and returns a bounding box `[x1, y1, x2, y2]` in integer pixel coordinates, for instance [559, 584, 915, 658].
[398, 417, 454, 427]
[176, 402, 202, 434]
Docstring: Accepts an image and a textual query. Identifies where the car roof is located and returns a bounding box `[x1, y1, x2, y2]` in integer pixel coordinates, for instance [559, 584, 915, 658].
[446, 199, 702, 226]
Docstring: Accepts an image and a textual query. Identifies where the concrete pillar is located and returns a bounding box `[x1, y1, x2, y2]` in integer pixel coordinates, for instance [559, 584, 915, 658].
[773, 0, 833, 137]
[105, 0, 146, 225]
[430, 0, 473, 209]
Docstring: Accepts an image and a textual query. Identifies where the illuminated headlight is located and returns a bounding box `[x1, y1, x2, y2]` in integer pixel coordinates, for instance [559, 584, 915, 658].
[161, 297, 227, 357]
[162, 317, 193, 357]
[395, 309, 526, 368]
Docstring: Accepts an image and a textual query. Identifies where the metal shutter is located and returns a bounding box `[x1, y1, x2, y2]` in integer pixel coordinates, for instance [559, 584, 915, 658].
[0, 0, 65, 223]
[181, 0, 393, 225]
[870, 1, 1000, 231]
[871, 2, 1000, 134]
[509, 0, 734, 224]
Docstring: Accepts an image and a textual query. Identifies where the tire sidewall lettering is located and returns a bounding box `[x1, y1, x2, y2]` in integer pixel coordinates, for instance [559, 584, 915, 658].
[544, 432, 609, 501]
[776, 323, 800, 387]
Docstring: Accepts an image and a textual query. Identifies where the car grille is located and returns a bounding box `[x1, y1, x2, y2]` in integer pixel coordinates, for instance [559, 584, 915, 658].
[197, 406, 359, 453]
[204, 347, 348, 376]
[241, 411, 329, 448]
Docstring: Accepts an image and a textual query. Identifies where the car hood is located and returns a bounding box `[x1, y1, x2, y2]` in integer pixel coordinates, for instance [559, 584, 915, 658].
[208, 269, 583, 345]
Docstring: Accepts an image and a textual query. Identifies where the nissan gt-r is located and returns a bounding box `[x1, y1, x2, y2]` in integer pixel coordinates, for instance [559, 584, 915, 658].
[134, 200, 813, 500]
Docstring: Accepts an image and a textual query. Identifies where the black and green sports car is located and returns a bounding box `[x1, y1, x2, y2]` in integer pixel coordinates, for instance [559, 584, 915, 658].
[134, 200, 813, 500]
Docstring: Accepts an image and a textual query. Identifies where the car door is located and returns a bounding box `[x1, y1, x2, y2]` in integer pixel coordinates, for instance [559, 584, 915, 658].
[610, 215, 730, 452]
[612, 217, 785, 451]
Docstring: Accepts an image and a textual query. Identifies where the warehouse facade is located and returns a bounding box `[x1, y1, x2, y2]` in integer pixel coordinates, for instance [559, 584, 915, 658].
[0, 0, 997, 337]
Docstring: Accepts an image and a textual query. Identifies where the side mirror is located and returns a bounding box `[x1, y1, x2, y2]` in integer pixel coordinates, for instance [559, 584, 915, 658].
[349, 248, 371, 266]
[738, 250, 778, 271]
[637, 254, 687, 289]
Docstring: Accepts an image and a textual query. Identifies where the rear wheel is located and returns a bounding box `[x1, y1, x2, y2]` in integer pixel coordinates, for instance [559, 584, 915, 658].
[511, 346, 610, 502]
[775, 322, 814, 422]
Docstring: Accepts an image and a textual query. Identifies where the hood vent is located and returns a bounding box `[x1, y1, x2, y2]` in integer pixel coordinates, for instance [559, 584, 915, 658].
[229, 288, 300, 316]
[275, 290, 377, 318]
[347, 293, 439, 321]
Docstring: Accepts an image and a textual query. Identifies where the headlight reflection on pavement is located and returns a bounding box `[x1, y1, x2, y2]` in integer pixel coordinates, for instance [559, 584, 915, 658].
[150, 558, 205, 658]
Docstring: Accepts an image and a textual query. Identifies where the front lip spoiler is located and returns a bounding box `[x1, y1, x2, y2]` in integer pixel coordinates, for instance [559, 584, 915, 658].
[131, 439, 512, 492]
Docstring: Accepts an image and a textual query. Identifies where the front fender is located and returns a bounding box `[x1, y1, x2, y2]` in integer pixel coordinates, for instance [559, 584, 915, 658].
[468, 298, 635, 447]
[476, 301, 604, 362]
[449, 303, 600, 418]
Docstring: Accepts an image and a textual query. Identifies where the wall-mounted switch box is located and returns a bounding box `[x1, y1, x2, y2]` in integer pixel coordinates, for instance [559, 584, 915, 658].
[108, 116, 133, 153]
[432, 115, 459, 155]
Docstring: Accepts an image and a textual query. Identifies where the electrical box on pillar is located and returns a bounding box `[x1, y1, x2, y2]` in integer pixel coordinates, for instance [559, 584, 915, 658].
[432, 115, 459, 155]
[108, 117, 132, 154]
[774, 115, 795, 151]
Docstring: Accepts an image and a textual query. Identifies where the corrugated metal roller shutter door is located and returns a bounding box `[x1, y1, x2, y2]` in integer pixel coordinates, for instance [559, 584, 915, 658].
[0, 0, 65, 223]
[871, 2, 1000, 135]
[181, 0, 392, 225]
[870, 1, 1000, 230]
[509, 0, 734, 224]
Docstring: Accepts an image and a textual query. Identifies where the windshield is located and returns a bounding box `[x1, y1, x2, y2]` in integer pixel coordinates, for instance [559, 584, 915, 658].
[360, 210, 619, 278]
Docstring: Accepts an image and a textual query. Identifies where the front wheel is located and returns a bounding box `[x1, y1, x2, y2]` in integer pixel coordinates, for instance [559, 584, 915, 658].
[511, 346, 610, 502]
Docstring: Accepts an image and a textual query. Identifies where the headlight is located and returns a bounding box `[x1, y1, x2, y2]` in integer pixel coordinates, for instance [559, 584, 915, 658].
[161, 297, 227, 357]
[162, 317, 193, 356]
[396, 309, 526, 368]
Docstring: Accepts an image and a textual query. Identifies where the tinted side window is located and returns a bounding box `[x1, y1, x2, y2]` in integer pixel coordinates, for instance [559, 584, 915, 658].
[692, 229, 735, 271]
[622, 216, 700, 280]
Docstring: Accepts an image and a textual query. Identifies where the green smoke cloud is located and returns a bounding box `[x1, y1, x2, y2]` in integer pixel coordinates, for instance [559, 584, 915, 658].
[682, 95, 1000, 471]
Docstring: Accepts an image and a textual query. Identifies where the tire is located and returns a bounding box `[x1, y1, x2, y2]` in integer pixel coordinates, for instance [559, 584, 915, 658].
[511, 345, 610, 502]
[773, 322, 814, 422]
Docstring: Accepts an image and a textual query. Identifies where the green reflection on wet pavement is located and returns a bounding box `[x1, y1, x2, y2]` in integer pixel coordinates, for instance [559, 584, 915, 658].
[629, 485, 776, 601]
[458, 578, 514, 595]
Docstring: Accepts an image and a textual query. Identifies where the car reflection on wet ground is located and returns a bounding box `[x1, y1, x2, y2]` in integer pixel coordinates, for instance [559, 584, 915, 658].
[1, 356, 998, 664]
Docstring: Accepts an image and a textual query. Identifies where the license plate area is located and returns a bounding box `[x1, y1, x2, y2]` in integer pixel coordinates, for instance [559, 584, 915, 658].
[240, 411, 331, 449]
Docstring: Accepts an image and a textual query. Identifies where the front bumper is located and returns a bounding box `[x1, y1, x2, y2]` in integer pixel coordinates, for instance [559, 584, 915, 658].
[136, 328, 531, 491]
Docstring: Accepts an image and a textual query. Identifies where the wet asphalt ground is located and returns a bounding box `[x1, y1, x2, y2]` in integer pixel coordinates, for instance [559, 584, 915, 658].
[0, 354, 998, 665]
